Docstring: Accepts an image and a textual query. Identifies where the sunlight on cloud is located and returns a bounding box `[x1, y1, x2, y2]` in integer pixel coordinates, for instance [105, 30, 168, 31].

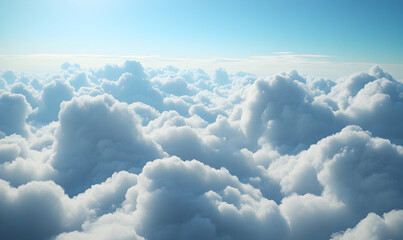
[0, 60, 402, 240]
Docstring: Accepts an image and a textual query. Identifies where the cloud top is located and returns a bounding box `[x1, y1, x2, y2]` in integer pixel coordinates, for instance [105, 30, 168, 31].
[0, 61, 402, 239]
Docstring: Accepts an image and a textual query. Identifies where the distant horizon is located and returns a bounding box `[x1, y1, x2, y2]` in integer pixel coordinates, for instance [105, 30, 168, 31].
[2, 53, 403, 81]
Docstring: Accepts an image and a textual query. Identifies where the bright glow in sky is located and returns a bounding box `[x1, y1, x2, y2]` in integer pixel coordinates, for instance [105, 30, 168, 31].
[1, 0, 403, 77]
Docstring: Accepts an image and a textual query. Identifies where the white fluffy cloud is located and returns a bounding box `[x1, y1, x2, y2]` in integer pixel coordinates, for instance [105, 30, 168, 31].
[241, 71, 338, 153]
[0, 93, 31, 137]
[52, 94, 164, 196]
[28, 80, 74, 124]
[272, 125, 403, 239]
[1, 62, 402, 239]
[0, 180, 86, 240]
[331, 210, 403, 240]
[59, 157, 289, 240]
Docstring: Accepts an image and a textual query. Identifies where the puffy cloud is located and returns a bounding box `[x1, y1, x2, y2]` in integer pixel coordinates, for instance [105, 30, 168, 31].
[28, 80, 74, 124]
[268, 125, 403, 239]
[331, 210, 403, 240]
[152, 75, 196, 96]
[10, 82, 40, 108]
[280, 193, 349, 240]
[69, 72, 92, 90]
[55, 212, 144, 240]
[241, 71, 338, 153]
[61, 62, 80, 71]
[0, 93, 31, 136]
[94, 60, 147, 82]
[307, 77, 336, 94]
[1, 71, 17, 84]
[0, 63, 402, 239]
[0, 127, 55, 187]
[340, 77, 403, 144]
[0, 171, 138, 240]
[52, 94, 164, 196]
[0, 180, 87, 240]
[163, 95, 192, 117]
[74, 171, 138, 217]
[130, 102, 160, 125]
[270, 126, 403, 212]
[316, 126, 403, 216]
[102, 72, 164, 109]
[54, 157, 288, 240]
[125, 157, 289, 240]
[214, 67, 230, 85]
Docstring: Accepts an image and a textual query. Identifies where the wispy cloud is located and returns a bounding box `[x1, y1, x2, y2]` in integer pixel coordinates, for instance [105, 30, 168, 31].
[1, 54, 403, 80]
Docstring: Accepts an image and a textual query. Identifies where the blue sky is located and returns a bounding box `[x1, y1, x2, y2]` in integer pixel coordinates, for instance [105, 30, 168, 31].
[1, 0, 403, 78]
[1, 0, 403, 62]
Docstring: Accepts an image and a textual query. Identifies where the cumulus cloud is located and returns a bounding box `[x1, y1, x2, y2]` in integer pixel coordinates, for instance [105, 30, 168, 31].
[0, 61, 402, 239]
[28, 80, 74, 124]
[0, 180, 86, 240]
[69, 72, 92, 90]
[52, 94, 164, 196]
[214, 67, 230, 85]
[241, 71, 338, 153]
[271, 125, 403, 239]
[0, 93, 31, 136]
[128, 157, 289, 240]
[0, 171, 139, 240]
[331, 210, 403, 240]
[102, 72, 164, 109]
[59, 157, 288, 240]
[1, 71, 17, 84]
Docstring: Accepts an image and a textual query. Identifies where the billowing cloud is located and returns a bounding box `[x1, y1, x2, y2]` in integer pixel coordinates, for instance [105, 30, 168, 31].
[52, 94, 164, 196]
[28, 80, 74, 124]
[330, 210, 403, 240]
[0, 180, 86, 240]
[102, 72, 164, 109]
[272, 125, 403, 239]
[0, 61, 402, 239]
[59, 157, 289, 240]
[0, 93, 31, 136]
[240, 71, 338, 153]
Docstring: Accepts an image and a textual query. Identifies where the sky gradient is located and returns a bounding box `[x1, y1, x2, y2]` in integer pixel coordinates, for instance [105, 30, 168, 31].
[1, 0, 403, 64]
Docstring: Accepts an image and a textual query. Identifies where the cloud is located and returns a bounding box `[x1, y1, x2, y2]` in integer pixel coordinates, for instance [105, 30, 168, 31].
[271, 125, 403, 239]
[241, 70, 338, 153]
[280, 193, 348, 240]
[74, 170, 138, 217]
[10, 82, 40, 108]
[69, 72, 92, 90]
[55, 212, 144, 240]
[0, 180, 86, 240]
[102, 72, 164, 110]
[1, 71, 17, 84]
[28, 80, 74, 124]
[330, 210, 403, 240]
[94, 60, 147, 82]
[0, 61, 402, 239]
[339, 77, 403, 144]
[0, 93, 31, 136]
[214, 68, 230, 85]
[52, 94, 164, 196]
[0, 170, 139, 240]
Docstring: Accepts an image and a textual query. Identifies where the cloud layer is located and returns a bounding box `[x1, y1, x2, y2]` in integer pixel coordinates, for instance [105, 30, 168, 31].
[0, 61, 402, 239]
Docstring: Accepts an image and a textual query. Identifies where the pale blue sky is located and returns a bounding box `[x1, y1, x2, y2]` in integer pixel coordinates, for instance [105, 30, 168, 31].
[1, 0, 403, 76]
